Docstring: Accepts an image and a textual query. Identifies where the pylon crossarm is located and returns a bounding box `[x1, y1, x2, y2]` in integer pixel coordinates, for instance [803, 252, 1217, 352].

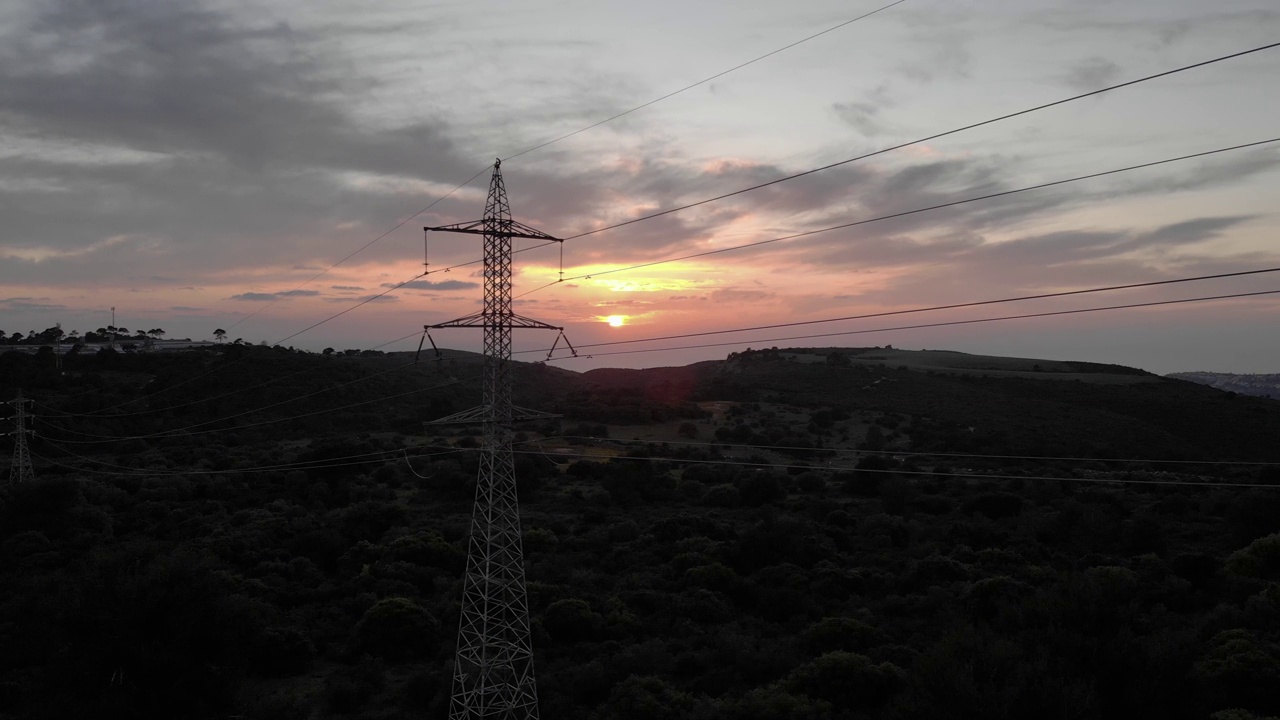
[429, 405, 562, 426]
[425, 219, 561, 242]
[430, 313, 563, 331]
[506, 219, 561, 242]
[427, 406, 492, 425]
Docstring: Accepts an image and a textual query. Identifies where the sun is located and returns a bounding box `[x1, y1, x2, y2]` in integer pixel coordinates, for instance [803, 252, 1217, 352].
[606, 315, 626, 327]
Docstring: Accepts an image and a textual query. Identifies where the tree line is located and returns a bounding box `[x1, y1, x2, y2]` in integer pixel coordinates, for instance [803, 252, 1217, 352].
[1, 325, 173, 346]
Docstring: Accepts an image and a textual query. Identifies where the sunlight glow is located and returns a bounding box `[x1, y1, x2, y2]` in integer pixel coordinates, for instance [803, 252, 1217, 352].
[606, 315, 626, 327]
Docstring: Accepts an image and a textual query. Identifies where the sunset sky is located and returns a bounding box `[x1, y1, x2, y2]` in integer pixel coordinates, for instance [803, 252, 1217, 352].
[1, 0, 1277, 373]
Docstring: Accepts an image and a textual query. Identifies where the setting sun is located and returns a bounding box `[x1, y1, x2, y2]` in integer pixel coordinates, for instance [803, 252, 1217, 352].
[606, 315, 626, 327]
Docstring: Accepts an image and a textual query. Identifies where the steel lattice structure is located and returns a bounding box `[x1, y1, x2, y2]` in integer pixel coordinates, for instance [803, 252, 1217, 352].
[7, 389, 36, 484]
[426, 160, 561, 719]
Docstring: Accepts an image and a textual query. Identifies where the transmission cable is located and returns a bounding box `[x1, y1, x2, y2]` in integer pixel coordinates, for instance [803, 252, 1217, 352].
[34, 357, 432, 436]
[359, 41, 1280, 287]
[271, 272, 431, 347]
[225, 166, 490, 332]
[519, 137, 1279, 291]
[32, 444, 462, 478]
[92, 273, 436, 417]
[516, 266, 1280, 355]
[34, 373, 481, 445]
[502, 0, 907, 161]
[538, 289, 1280, 360]
[560, 40, 1280, 242]
[549, 436, 1280, 467]
[217, 4, 906, 336]
[34, 330, 425, 419]
[455, 445, 1280, 490]
[284, 40, 1280, 306]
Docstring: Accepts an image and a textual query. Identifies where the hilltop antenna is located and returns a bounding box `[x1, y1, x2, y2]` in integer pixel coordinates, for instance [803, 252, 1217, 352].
[6, 389, 36, 484]
[425, 159, 563, 719]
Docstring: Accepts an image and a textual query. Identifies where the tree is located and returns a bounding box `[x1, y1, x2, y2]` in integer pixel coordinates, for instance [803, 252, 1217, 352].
[784, 652, 905, 708]
[863, 423, 885, 451]
[352, 597, 439, 661]
[213, 328, 227, 343]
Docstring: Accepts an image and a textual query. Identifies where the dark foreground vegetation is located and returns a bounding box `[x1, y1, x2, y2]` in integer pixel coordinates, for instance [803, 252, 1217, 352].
[2, 345, 1279, 719]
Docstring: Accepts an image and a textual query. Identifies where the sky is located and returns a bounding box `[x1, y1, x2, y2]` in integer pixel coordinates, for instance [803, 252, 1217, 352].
[1, 0, 1278, 374]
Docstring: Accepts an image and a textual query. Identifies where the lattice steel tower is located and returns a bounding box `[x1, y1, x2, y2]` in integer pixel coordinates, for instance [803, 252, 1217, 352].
[425, 160, 563, 719]
[7, 389, 36, 484]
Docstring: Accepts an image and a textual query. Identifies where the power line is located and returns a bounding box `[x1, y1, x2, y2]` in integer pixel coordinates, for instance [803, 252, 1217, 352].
[224, 166, 490, 332]
[537, 137, 1280, 285]
[218, 4, 909, 339]
[27, 271, 1280, 444]
[561, 41, 1280, 242]
[36, 360, 368, 420]
[392, 41, 1280, 296]
[35, 373, 480, 445]
[540, 289, 1280, 360]
[35, 358, 426, 438]
[548, 436, 1280, 467]
[33, 443, 462, 477]
[197, 38, 1280, 355]
[34, 330, 426, 419]
[488, 445, 1280, 490]
[87, 276, 420, 421]
[501, 0, 907, 161]
[36, 438, 1278, 489]
[34, 288, 1276, 450]
[516, 266, 1280, 354]
[35, 289, 1277, 446]
[271, 272, 430, 347]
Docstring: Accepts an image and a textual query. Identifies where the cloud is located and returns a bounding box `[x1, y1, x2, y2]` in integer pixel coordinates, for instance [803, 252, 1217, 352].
[833, 101, 887, 137]
[229, 289, 319, 301]
[169, 306, 203, 312]
[1121, 216, 1254, 251]
[1062, 57, 1121, 92]
[710, 288, 775, 304]
[323, 294, 398, 303]
[386, 279, 480, 291]
[799, 213, 1256, 275]
[0, 297, 67, 311]
[894, 26, 972, 84]
[330, 285, 365, 291]
[0, 0, 473, 285]
[0, 2, 467, 178]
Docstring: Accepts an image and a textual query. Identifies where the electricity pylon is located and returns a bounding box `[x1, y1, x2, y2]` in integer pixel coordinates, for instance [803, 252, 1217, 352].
[425, 159, 563, 719]
[7, 389, 36, 484]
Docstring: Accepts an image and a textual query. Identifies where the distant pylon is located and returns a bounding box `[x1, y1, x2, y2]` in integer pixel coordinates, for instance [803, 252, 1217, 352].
[425, 160, 564, 719]
[7, 389, 36, 484]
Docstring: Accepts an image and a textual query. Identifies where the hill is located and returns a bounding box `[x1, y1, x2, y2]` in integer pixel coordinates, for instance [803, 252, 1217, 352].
[1168, 371, 1280, 400]
[2, 344, 1280, 719]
